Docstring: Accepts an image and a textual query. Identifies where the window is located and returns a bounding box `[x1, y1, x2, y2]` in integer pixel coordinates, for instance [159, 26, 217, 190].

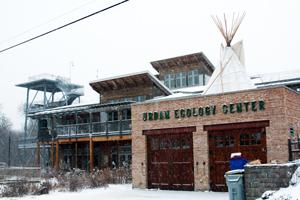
[151, 139, 159, 150]
[240, 134, 250, 146]
[120, 97, 131, 102]
[122, 109, 131, 120]
[107, 99, 118, 104]
[172, 138, 180, 149]
[214, 135, 224, 147]
[176, 72, 186, 88]
[108, 111, 118, 121]
[188, 70, 199, 86]
[225, 135, 234, 147]
[165, 74, 175, 88]
[290, 125, 294, 137]
[204, 74, 211, 85]
[133, 95, 145, 102]
[182, 137, 190, 149]
[160, 139, 168, 149]
[251, 133, 262, 145]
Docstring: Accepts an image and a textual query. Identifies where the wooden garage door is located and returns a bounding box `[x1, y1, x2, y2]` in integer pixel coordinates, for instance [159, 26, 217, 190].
[147, 132, 194, 191]
[208, 128, 267, 191]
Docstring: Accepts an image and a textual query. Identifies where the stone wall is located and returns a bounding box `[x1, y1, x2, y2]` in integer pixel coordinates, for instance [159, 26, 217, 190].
[244, 163, 299, 200]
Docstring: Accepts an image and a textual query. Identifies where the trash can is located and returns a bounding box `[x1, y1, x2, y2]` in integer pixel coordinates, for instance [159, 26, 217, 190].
[225, 170, 245, 200]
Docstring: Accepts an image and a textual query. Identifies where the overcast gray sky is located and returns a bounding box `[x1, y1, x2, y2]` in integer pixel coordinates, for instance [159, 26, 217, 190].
[0, 0, 299, 130]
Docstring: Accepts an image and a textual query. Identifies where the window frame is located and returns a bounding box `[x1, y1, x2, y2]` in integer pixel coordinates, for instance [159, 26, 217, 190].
[188, 70, 199, 86]
[176, 72, 186, 88]
[164, 74, 175, 89]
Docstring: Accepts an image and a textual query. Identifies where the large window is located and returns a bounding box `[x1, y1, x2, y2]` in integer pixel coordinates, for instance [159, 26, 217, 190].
[165, 74, 175, 89]
[176, 72, 186, 88]
[107, 99, 118, 104]
[108, 111, 118, 121]
[133, 95, 145, 102]
[188, 70, 199, 86]
[120, 97, 131, 102]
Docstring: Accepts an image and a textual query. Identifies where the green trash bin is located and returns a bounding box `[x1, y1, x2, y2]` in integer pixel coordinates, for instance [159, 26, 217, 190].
[225, 170, 245, 200]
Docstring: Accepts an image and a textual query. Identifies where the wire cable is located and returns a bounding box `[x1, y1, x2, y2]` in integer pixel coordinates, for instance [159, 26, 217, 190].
[0, 0, 97, 45]
[0, 0, 129, 54]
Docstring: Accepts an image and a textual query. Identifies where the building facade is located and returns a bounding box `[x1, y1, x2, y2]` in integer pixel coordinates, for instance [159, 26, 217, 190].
[131, 86, 300, 191]
[16, 52, 300, 192]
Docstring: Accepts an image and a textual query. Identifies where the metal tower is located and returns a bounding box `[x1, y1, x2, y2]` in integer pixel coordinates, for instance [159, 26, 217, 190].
[16, 73, 84, 166]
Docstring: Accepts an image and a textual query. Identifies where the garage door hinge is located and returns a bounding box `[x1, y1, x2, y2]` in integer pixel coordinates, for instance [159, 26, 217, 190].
[263, 148, 267, 152]
[148, 153, 150, 157]
[210, 166, 214, 170]
[262, 130, 266, 135]
[147, 138, 150, 141]
[148, 167, 151, 171]
[191, 151, 193, 155]
[209, 134, 212, 138]
[192, 167, 194, 171]
[209, 150, 213, 154]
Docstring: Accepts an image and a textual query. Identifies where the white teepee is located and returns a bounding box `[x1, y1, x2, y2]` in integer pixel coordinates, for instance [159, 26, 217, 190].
[203, 13, 256, 95]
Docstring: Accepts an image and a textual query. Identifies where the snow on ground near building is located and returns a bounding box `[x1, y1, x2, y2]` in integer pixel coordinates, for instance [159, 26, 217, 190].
[3, 184, 229, 200]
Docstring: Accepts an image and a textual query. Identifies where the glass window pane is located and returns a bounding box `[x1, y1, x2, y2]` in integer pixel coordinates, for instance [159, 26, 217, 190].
[230, 141, 234, 146]
[225, 135, 229, 140]
[257, 140, 261, 145]
[245, 140, 249, 146]
[219, 142, 223, 147]
[251, 133, 256, 139]
[245, 134, 249, 139]
[230, 135, 234, 140]
[252, 140, 256, 145]
[257, 133, 261, 138]
[226, 141, 229, 146]
[215, 142, 219, 147]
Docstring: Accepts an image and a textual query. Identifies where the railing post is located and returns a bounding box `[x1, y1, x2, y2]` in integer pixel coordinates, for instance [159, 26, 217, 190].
[298, 135, 300, 150]
[288, 139, 292, 161]
[119, 110, 122, 138]
[106, 119, 108, 139]
[89, 112, 92, 134]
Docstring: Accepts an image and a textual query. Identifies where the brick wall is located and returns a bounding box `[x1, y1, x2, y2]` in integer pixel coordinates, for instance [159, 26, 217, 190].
[131, 86, 300, 190]
[244, 163, 299, 200]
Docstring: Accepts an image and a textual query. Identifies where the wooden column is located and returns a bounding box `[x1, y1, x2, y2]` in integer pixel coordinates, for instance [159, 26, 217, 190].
[50, 143, 54, 168]
[56, 142, 59, 171]
[37, 143, 40, 166]
[89, 138, 94, 173]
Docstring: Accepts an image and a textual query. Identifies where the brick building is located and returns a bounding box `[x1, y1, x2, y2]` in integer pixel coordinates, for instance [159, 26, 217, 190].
[17, 51, 300, 192]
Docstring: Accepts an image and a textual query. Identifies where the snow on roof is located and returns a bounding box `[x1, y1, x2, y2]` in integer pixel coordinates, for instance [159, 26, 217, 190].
[250, 69, 300, 86]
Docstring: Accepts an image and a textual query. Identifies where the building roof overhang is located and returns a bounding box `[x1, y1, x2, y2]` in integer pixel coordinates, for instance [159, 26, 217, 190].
[89, 71, 172, 95]
[150, 52, 215, 73]
[27, 101, 133, 119]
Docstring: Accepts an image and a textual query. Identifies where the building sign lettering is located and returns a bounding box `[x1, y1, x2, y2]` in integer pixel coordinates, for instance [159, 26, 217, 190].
[143, 100, 265, 121]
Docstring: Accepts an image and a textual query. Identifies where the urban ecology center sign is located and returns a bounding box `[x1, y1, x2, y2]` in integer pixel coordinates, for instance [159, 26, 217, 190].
[142, 100, 265, 121]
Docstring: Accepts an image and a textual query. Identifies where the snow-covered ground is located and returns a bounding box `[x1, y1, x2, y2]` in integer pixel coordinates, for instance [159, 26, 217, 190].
[2, 184, 229, 200]
[2, 165, 300, 200]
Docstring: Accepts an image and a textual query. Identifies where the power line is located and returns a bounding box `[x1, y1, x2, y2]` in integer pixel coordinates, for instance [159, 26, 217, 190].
[0, 0, 129, 54]
[0, 0, 97, 45]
